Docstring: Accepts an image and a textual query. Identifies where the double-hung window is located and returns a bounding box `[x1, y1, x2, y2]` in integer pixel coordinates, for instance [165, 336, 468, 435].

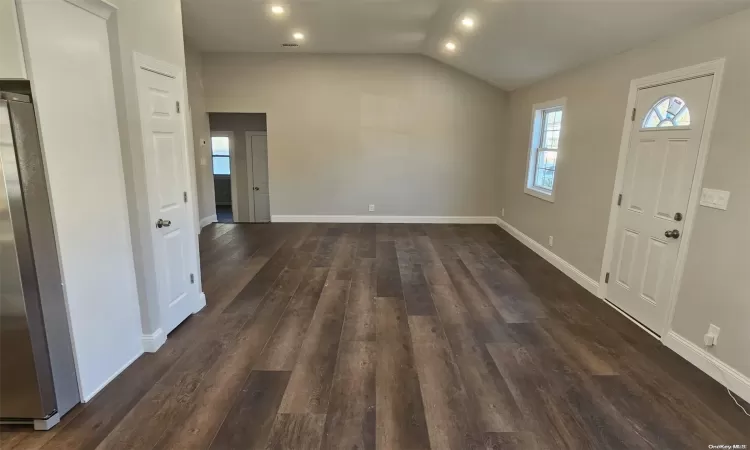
[211, 135, 231, 175]
[525, 98, 566, 202]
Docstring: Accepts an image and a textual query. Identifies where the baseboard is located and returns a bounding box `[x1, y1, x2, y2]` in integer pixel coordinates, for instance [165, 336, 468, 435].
[194, 292, 207, 314]
[663, 331, 750, 404]
[141, 328, 167, 353]
[81, 350, 142, 402]
[271, 215, 498, 224]
[199, 214, 217, 229]
[494, 217, 599, 297]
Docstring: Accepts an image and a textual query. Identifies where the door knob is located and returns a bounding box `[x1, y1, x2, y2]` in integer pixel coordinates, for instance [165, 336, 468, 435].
[253, 187, 259, 191]
[664, 229, 680, 239]
[156, 219, 172, 228]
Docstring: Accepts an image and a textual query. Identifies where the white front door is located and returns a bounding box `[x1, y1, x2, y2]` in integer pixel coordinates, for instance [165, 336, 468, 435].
[607, 75, 713, 334]
[136, 58, 201, 335]
[246, 132, 270, 223]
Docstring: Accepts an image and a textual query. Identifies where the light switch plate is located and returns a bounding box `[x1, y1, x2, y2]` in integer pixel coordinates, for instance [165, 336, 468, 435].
[699, 188, 730, 210]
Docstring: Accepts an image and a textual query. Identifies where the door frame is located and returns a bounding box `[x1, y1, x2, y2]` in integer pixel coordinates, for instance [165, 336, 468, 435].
[210, 130, 239, 222]
[597, 59, 725, 338]
[245, 130, 268, 222]
[133, 52, 203, 338]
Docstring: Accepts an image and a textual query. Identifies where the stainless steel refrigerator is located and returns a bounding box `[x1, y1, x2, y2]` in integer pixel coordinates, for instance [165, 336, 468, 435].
[0, 90, 80, 430]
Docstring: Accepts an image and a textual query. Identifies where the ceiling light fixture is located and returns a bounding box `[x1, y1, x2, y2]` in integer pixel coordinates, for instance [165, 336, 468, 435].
[460, 16, 475, 29]
[270, 5, 285, 15]
[293, 32, 305, 41]
[444, 41, 457, 52]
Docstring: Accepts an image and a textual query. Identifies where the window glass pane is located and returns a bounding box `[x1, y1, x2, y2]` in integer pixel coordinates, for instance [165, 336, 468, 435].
[644, 111, 660, 128]
[534, 150, 556, 190]
[655, 98, 669, 119]
[212, 136, 230, 156]
[541, 108, 563, 149]
[642, 96, 690, 129]
[544, 130, 560, 149]
[675, 107, 690, 126]
[213, 156, 230, 175]
[530, 105, 562, 195]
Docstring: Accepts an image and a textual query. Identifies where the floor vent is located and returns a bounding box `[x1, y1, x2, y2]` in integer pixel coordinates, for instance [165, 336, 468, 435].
[281, 43, 299, 48]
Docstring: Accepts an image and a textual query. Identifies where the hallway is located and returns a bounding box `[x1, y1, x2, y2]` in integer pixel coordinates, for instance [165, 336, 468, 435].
[2, 223, 747, 449]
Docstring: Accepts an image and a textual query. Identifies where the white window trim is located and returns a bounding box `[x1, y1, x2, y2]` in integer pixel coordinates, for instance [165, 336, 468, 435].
[524, 97, 567, 203]
[210, 131, 238, 222]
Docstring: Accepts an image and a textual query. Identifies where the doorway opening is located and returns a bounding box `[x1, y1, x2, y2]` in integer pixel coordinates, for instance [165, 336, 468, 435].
[210, 132, 233, 222]
[208, 113, 270, 223]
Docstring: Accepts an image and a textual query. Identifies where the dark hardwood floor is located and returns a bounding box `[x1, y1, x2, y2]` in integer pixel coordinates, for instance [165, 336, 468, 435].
[2, 223, 748, 449]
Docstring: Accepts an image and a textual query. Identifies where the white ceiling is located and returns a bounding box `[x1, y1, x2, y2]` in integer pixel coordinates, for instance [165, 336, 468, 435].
[182, 0, 750, 90]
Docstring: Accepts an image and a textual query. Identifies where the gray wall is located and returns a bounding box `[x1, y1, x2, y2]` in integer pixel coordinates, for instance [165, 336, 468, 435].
[201, 53, 508, 217]
[208, 113, 267, 222]
[185, 41, 214, 223]
[500, 8, 750, 376]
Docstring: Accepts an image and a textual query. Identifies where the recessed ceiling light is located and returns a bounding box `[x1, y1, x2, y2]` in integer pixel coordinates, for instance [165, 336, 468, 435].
[270, 5, 285, 15]
[460, 16, 475, 29]
[444, 41, 457, 52]
[293, 32, 305, 41]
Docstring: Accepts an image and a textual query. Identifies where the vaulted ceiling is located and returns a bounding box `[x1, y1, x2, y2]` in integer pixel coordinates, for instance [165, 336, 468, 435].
[182, 0, 750, 90]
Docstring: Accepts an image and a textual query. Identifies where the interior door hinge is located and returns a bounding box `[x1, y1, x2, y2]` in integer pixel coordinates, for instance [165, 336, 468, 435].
[176, 101, 181, 113]
[183, 191, 188, 203]
[617, 194, 623, 206]
[605, 272, 610, 284]
[190, 273, 194, 284]
[631, 108, 636, 121]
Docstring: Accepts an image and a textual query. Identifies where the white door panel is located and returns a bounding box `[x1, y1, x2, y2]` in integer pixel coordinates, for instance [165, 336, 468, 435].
[608, 75, 713, 334]
[136, 61, 199, 336]
[247, 132, 270, 223]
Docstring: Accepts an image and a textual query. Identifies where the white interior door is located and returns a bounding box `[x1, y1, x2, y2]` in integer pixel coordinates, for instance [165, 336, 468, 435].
[136, 58, 200, 335]
[247, 132, 270, 223]
[607, 75, 713, 334]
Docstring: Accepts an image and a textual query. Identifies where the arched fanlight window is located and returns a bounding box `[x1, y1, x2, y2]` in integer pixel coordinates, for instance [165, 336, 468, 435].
[642, 96, 690, 128]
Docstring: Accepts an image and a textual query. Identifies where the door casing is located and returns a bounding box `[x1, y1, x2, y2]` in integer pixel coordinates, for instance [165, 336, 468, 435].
[133, 52, 203, 342]
[598, 59, 725, 339]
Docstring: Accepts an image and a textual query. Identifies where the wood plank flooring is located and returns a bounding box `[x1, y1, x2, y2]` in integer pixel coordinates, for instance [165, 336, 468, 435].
[2, 223, 748, 449]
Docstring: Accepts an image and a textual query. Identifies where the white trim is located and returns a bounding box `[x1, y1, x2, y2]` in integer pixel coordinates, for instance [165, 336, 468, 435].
[524, 185, 555, 203]
[663, 331, 750, 404]
[524, 97, 567, 203]
[81, 350, 141, 402]
[272, 215, 498, 224]
[210, 131, 238, 222]
[141, 328, 166, 353]
[195, 292, 207, 313]
[494, 218, 598, 296]
[5, 0, 27, 79]
[200, 214, 217, 229]
[64, 0, 117, 19]
[598, 59, 725, 337]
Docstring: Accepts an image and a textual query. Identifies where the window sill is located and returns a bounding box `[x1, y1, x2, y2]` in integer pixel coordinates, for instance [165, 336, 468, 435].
[524, 186, 555, 203]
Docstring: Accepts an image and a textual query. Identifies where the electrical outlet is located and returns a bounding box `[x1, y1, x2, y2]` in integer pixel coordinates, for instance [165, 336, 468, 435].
[501, 208, 505, 217]
[704, 324, 720, 347]
[548, 236, 554, 247]
[368, 204, 375, 212]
